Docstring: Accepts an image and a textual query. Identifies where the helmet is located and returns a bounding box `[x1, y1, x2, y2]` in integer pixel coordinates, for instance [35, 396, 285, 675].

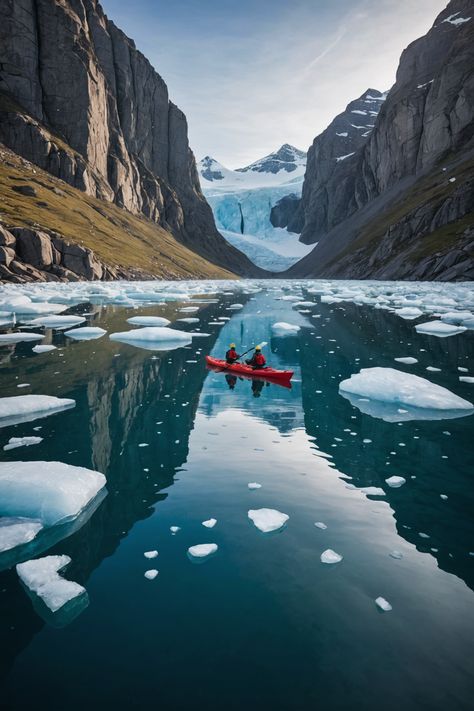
[255, 345, 261, 351]
[230, 343, 236, 348]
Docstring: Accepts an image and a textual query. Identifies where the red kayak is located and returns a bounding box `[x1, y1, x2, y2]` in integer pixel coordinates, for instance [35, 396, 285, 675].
[205, 356, 294, 385]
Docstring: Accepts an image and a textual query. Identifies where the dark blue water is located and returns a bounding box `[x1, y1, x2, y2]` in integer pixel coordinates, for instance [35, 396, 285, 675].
[1, 284, 473, 710]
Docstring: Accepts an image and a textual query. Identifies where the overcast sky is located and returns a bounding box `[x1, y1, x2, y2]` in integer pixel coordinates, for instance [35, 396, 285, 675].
[101, 0, 447, 168]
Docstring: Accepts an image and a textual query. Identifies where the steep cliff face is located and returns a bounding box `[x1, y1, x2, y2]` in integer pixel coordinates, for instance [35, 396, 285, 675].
[0, 0, 257, 276]
[291, 0, 474, 280]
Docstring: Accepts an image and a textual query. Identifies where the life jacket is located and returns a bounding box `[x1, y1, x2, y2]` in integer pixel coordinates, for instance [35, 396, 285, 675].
[226, 348, 238, 362]
[253, 352, 266, 367]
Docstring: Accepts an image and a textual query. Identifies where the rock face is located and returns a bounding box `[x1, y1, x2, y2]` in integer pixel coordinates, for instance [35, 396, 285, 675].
[270, 194, 302, 231]
[0, 224, 116, 282]
[0, 0, 256, 276]
[290, 0, 474, 280]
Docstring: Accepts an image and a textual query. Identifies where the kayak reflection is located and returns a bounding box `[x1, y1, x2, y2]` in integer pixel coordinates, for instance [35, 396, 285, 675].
[224, 372, 270, 397]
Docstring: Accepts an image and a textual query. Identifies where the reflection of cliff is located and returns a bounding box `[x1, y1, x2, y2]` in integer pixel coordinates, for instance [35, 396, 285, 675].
[0, 300, 224, 680]
[298, 300, 474, 590]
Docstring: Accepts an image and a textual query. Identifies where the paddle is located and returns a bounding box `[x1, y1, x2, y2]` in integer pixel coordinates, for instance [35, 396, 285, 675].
[237, 341, 268, 361]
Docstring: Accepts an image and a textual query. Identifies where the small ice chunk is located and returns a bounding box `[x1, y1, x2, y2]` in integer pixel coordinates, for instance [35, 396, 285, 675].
[248, 508, 289, 533]
[32, 345, 57, 354]
[363, 439, 372, 444]
[0, 332, 44, 344]
[4, 436, 43, 451]
[440, 494, 448, 500]
[144, 550, 158, 559]
[375, 596, 392, 612]
[271, 322, 301, 336]
[385, 476, 406, 488]
[361, 486, 386, 496]
[176, 317, 200, 324]
[16, 555, 85, 612]
[202, 518, 217, 528]
[394, 357, 418, 365]
[127, 316, 170, 327]
[64, 327, 106, 340]
[394, 307, 423, 320]
[426, 366, 441, 372]
[110, 326, 192, 351]
[30, 315, 86, 329]
[0, 395, 75, 428]
[170, 526, 181, 534]
[321, 549, 342, 564]
[248, 482, 262, 490]
[144, 569, 158, 580]
[0, 517, 43, 553]
[314, 522, 327, 530]
[187, 543, 218, 558]
[460, 376, 474, 383]
[415, 320, 466, 337]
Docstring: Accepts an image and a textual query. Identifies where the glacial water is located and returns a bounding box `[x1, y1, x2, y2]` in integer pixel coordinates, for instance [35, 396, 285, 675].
[0, 281, 473, 710]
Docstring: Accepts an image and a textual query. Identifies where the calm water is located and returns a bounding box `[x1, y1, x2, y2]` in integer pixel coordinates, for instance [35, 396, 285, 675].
[1, 283, 473, 710]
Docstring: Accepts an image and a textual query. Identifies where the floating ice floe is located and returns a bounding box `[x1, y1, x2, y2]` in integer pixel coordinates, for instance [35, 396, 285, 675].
[176, 318, 200, 324]
[170, 526, 181, 534]
[187, 543, 218, 559]
[0, 461, 106, 526]
[375, 596, 392, 612]
[385, 476, 406, 488]
[394, 357, 418, 365]
[32, 345, 57, 354]
[4, 436, 43, 451]
[16, 555, 86, 612]
[202, 518, 217, 528]
[64, 327, 106, 340]
[321, 549, 343, 564]
[29, 315, 86, 330]
[248, 508, 289, 533]
[248, 482, 262, 490]
[179, 307, 200, 313]
[228, 303, 243, 310]
[0, 332, 44, 344]
[0, 395, 75, 428]
[144, 569, 158, 580]
[360, 486, 386, 496]
[271, 322, 301, 336]
[110, 326, 192, 351]
[339, 367, 473, 422]
[415, 320, 466, 337]
[460, 376, 474, 384]
[314, 522, 327, 530]
[0, 517, 43, 553]
[144, 550, 158, 559]
[394, 307, 423, 320]
[127, 316, 170, 327]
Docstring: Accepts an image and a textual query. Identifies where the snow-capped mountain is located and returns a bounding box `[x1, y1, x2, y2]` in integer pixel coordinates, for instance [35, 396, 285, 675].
[198, 144, 307, 193]
[198, 145, 310, 271]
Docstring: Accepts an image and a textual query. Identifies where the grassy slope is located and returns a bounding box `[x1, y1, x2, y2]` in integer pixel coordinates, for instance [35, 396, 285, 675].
[0, 145, 237, 279]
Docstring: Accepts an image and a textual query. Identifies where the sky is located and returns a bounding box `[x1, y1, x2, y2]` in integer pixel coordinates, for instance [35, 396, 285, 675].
[100, 0, 448, 168]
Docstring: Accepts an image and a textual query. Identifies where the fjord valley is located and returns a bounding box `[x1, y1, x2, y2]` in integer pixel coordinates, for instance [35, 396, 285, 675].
[0, 1, 473, 710]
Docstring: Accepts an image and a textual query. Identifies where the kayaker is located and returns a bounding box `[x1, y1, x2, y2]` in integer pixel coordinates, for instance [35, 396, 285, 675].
[246, 345, 266, 369]
[225, 343, 240, 364]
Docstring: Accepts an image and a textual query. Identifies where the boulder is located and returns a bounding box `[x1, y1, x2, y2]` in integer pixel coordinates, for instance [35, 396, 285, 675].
[0, 246, 15, 267]
[52, 238, 103, 280]
[11, 184, 37, 197]
[10, 228, 53, 267]
[0, 226, 16, 248]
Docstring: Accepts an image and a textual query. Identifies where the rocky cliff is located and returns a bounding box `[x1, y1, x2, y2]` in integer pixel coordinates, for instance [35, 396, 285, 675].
[0, 0, 257, 279]
[290, 0, 474, 280]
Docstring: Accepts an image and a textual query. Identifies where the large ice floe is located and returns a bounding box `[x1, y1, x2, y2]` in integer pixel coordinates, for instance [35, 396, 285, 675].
[64, 326, 106, 340]
[0, 517, 43, 553]
[28, 315, 86, 329]
[339, 368, 474, 422]
[0, 395, 75, 428]
[0, 332, 44, 344]
[248, 508, 289, 533]
[126, 316, 170, 327]
[16, 555, 88, 625]
[415, 320, 466, 337]
[187, 543, 218, 561]
[110, 326, 192, 351]
[271, 322, 301, 336]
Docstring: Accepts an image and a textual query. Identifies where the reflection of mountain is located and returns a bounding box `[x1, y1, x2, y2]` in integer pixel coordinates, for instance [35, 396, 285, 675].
[0, 299, 225, 680]
[298, 299, 474, 590]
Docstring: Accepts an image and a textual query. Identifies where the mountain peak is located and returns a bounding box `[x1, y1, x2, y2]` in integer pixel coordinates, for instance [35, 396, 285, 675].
[236, 144, 307, 175]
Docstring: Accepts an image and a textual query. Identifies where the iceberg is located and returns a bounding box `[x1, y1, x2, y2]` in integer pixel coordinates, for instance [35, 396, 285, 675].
[415, 320, 466, 337]
[385, 476, 406, 488]
[126, 316, 170, 327]
[32, 345, 57, 354]
[16, 555, 86, 612]
[339, 368, 473, 422]
[64, 327, 106, 340]
[0, 517, 43, 553]
[110, 326, 192, 351]
[248, 508, 289, 533]
[0, 460, 106, 526]
[0, 395, 75, 428]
